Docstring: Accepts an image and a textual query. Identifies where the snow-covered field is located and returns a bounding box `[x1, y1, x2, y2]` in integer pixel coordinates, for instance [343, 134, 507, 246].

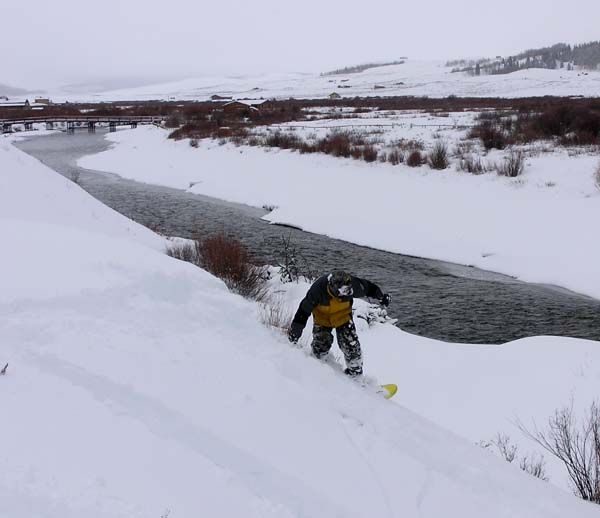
[2, 131, 600, 516]
[79, 124, 600, 300]
[41, 60, 600, 102]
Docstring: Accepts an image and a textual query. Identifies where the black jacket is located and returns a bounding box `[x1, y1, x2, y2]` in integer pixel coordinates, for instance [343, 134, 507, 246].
[292, 274, 384, 328]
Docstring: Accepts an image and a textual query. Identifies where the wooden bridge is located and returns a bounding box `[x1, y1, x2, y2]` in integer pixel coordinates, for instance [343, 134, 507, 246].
[0, 115, 167, 134]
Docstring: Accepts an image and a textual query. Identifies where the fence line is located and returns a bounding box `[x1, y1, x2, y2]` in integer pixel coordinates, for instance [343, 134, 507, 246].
[269, 122, 476, 131]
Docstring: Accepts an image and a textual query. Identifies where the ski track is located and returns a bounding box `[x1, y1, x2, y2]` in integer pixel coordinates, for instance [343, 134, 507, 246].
[20, 349, 357, 518]
[338, 414, 395, 518]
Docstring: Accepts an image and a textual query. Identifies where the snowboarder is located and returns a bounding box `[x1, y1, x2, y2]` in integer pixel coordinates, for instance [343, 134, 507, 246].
[288, 271, 390, 377]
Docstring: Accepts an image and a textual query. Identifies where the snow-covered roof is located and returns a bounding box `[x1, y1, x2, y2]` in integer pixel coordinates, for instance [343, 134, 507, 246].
[0, 100, 30, 108]
[222, 100, 261, 110]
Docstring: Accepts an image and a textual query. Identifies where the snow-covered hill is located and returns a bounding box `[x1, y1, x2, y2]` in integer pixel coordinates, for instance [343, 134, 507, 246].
[43, 60, 600, 102]
[2, 135, 599, 516]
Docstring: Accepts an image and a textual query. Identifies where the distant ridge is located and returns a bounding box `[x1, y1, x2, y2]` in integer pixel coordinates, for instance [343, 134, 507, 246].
[322, 59, 407, 76]
[447, 40, 600, 76]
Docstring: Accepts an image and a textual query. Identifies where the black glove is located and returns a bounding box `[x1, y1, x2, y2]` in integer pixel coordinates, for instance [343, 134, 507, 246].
[380, 293, 391, 307]
[288, 322, 304, 343]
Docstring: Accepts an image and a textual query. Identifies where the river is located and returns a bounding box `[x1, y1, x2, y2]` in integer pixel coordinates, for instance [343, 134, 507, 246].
[15, 130, 600, 344]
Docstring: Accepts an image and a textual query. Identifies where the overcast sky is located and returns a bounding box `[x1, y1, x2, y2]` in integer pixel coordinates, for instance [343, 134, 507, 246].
[3, 0, 599, 89]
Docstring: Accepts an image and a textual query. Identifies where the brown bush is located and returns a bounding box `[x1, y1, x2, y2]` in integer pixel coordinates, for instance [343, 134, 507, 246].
[470, 121, 508, 150]
[199, 234, 268, 301]
[361, 145, 378, 163]
[264, 131, 302, 149]
[316, 132, 352, 157]
[167, 234, 267, 301]
[406, 150, 424, 167]
[350, 146, 362, 159]
[169, 120, 218, 140]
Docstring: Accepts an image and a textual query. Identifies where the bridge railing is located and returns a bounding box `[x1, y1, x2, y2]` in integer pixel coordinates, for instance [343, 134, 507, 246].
[0, 115, 166, 124]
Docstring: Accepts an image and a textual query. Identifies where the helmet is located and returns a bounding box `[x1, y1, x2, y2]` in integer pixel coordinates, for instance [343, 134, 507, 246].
[328, 270, 353, 297]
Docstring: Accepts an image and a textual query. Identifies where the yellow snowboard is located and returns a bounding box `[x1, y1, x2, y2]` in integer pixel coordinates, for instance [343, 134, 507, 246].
[379, 384, 398, 400]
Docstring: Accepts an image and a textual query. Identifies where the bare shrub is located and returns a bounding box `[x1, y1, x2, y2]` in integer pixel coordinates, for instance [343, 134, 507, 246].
[189, 138, 199, 148]
[276, 233, 315, 283]
[166, 241, 200, 264]
[518, 401, 600, 503]
[406, 150, 424, 167]
[259, 298, 293, 333]
[458, 155, 489, 174]
[199, 234, 268, 301]
[497, 151, 525, 177]
[427, 141, 449, 170]
[394, 138, 424, 151]
[299, 141, 317, 154]
[387, 148, 405, 165]
[479, 433, 548, 481]
[454, 141, 475, 157]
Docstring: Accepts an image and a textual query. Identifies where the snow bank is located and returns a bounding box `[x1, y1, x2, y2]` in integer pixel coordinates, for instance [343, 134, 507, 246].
[79, 126, 600, 300]
[2, 134, 599, 516]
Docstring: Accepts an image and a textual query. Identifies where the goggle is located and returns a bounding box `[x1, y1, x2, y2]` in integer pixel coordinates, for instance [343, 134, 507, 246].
[336, 284, 353, 296]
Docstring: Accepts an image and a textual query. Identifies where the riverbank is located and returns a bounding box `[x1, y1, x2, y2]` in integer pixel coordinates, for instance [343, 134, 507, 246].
[79, 125, 600, 300]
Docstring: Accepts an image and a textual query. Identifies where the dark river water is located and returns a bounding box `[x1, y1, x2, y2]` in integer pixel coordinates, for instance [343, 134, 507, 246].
[15, 130, 600, 344]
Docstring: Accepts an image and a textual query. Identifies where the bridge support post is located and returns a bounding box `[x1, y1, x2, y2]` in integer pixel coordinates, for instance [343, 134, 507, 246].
[2, 123, 12, 134]
[46, 122, 54, 130]
[67, 121, 75, 134]
[24, 122, 33, 131]
[109, 121, 117, 133]
[88, 122, 96, 134]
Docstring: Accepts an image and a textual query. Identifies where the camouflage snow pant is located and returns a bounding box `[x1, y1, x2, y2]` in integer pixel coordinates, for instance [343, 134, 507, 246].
[311, 321, 363, 376]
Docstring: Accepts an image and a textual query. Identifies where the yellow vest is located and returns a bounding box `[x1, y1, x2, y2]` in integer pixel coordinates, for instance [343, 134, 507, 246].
[312, 288, 352, 328]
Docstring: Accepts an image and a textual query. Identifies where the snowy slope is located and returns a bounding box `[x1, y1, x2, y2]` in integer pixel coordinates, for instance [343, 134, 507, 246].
[44, 60, 600, 102]
[79, 126, 600, 300]
[2, 139, 599, 516]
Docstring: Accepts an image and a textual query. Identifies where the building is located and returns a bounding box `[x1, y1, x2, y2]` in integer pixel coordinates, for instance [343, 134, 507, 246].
[0, 99, 31, 110]
[34, 98, 51, 105]
[210, 94, 232, 101]
[221, 100, 261, 117]
[329, 92, 341, 99]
